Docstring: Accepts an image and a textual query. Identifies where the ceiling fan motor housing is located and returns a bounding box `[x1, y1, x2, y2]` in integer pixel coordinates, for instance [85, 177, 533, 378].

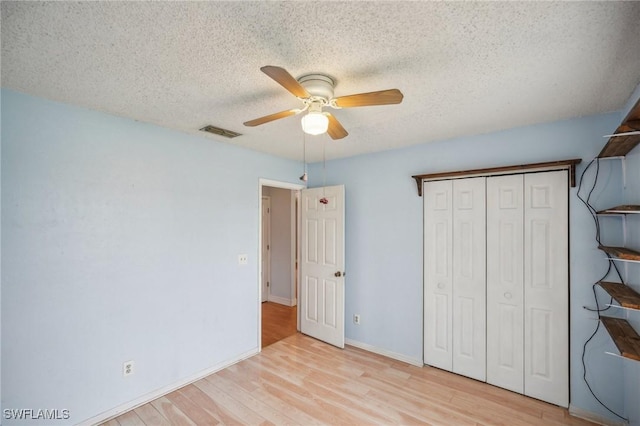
[298, 74, 335, 102]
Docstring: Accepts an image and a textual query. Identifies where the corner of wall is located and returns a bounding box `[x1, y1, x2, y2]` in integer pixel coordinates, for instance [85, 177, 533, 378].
[621, 82, 640, 119]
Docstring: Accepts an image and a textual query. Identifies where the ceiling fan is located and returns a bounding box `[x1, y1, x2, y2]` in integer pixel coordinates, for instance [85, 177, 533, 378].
[243, 66, 404, 139]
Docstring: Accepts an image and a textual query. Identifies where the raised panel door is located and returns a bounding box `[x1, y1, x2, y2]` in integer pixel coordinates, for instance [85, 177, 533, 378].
[452, 177, 486, 381]
[300, 185, 345, 348]
[486, 174, 525, 393]
[424, 180, 453, 371]
[524, 171, 569, 407]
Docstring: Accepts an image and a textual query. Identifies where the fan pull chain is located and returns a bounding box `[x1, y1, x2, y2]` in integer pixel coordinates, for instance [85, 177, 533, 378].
[299, 131, 308, 182]
[320, 138, 329, 205]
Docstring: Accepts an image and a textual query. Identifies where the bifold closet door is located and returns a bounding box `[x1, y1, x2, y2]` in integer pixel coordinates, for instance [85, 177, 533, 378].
[423, 180, 453, 371]
[487, 174, 525, 394]
[523, 170, 569, 407]
[424, 177, 486, 381]
[426, 170, 568, 406]
[451, 178, 486, 381]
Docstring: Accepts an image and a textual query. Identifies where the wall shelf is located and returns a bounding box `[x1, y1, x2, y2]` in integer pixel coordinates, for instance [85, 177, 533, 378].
[411, 158, 581, 196]
[598, 98, 640, 158]
[600, 317, 640, 362]
[598, 282, 640, 311]
[597, 205, 640, 215]
[598, 245, 640, 262]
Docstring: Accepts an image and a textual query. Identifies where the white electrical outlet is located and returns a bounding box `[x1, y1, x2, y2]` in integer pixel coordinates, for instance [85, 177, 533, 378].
[353, 314, 361, 325]
[123, 360, 134, 377]
[238, 254, 248, 265]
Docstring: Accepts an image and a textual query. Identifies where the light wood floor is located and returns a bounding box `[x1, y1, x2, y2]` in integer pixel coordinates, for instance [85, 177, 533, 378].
[261, 302, 297, 348]
[101, 333, 595, 426]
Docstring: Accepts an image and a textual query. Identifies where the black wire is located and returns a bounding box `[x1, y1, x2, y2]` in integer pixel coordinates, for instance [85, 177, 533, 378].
[576, 158, 600, 241]
[585, 158, 602, 243]
[577, 157, 628, 422]
[581, 278, 627, 421]
[577, 159, 614, 313]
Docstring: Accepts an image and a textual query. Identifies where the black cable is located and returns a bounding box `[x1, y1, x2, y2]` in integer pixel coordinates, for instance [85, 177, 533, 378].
[581, 280, 627, 421]
[577, 159, 614, 313]
[585, 158, 602, 243]
[577, 157, 628, 422]
[577, 158, 626, 284]
[576, 158, 600, 242]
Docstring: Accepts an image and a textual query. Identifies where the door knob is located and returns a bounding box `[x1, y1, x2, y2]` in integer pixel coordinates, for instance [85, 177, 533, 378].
[335, 271, 345, 277]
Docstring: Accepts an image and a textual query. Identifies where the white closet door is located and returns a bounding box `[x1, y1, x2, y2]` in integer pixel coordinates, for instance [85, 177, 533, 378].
[523, 171, 569, 407]
[452, 177, 486, 381]
[486, 174, 524, 393]
[424, 180, 453, 371]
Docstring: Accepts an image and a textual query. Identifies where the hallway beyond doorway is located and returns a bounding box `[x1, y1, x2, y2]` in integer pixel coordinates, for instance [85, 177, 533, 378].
[261, 302, 297, 348]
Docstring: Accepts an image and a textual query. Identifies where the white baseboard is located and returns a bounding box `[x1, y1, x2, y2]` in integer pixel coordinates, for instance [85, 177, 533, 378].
[79, 347, 259, 426]
[345, 338, 423, 367]
[268, 295, 293, 306]
[569, 404, 627, 426]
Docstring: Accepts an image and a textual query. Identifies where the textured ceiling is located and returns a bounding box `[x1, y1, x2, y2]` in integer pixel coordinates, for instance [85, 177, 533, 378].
[2, 1, 640, 162]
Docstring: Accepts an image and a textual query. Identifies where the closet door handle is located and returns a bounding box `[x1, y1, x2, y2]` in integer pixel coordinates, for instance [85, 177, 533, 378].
[504, 292, 512, 300]
[437, 282, 445, 289]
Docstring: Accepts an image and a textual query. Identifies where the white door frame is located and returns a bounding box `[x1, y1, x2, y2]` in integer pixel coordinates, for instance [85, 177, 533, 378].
[291, 190, 301, 310]
[258, 178, 305, 351]
[261, 196, 271, 303]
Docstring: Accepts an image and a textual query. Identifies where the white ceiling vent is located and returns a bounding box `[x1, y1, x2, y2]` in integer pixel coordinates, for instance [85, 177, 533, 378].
[199, 125, 242, 138]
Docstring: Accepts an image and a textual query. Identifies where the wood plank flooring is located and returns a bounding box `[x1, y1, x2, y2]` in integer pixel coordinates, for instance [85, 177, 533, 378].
[101, 333, 595, 425]
[261, 302, 297, 348]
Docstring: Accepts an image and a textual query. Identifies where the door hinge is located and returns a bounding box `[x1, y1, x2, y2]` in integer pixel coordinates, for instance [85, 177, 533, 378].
[267, 244, 270, 250]
[267, 282, 270, 287]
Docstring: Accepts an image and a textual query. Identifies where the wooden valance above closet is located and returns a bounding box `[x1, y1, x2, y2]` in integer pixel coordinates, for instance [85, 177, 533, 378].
[411, 158, 582, 196]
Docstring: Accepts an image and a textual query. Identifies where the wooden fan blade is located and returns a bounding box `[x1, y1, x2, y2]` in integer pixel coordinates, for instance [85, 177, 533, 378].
[243, 109, 299, 127]
[333, 89, 403, 108]
[261, 66, 310, 99]
[326, 113, 348, 140]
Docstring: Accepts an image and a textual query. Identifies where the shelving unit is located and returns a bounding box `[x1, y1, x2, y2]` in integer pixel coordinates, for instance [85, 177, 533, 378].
[600, 317, 640, 362]
[598, 281, 640, 310]
[598, 98, 640, 158]
[598, 245, 640, 262]
[593, 97, 640, 365]
[597, 205, 640, 215]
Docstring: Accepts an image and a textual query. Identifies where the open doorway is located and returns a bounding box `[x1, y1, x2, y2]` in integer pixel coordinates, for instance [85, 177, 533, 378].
[259, 179, 304, 349]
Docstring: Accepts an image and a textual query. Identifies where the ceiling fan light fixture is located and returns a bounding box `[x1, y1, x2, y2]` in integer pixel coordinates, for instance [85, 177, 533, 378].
[301, 112, 329, 135]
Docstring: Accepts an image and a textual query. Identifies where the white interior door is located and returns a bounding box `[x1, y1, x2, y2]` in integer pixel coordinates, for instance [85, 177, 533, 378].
[424, 180, 454, 371]
[523, 170, 569, 407]
[300, 185, 345, 348]
[452, 177, 486, 381]
[261, 196, 271, 303]
[487, 174, 525, 393]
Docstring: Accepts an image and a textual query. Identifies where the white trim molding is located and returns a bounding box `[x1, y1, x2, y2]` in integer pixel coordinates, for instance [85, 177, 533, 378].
[345, 338, 423, 367]
[568, 404, 627, 426]
[268, 295, 294, 306]
[79, 348, 259, 426]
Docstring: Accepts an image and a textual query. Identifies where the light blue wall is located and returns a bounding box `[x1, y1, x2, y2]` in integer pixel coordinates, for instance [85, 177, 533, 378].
[623, 143, 640, 426]
[0, 90, 301, 424]
[308, 111, 627, 421]
[1, 86, 636, 424]
[621, 85, 640, 426]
